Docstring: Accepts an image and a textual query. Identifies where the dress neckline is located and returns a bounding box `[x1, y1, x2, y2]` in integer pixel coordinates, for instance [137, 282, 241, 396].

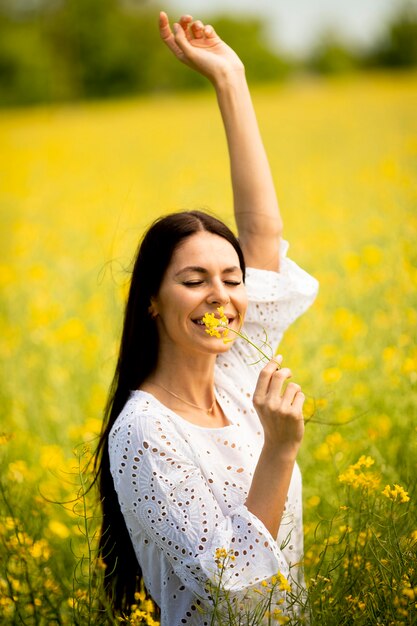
[132, 389, 236, 431]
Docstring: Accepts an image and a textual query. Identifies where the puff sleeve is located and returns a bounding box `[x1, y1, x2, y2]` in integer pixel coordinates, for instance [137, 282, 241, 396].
[220, 239, 318, 377]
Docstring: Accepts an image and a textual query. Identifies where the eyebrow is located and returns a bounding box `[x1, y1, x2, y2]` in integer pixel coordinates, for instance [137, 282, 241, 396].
[175, 265, 242, 276]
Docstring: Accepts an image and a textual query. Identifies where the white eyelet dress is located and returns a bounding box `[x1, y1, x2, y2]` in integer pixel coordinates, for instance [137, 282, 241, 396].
[109, 240, 319, 625]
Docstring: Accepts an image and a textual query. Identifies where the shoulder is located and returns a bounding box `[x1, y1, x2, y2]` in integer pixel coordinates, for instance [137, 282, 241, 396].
[109, 391, 195, 462]
[109, 391, 177, 447]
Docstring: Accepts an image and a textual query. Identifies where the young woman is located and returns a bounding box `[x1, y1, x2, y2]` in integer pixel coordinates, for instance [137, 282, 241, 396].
[95, 11, 318, 625]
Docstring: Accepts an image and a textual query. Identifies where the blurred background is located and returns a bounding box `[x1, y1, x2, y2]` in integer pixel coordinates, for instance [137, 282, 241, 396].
[0, 0, 417, 106]
[1, 2, 416, 622]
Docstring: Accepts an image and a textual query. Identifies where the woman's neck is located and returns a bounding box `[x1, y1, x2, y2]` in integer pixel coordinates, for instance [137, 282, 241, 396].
[146, 348, 217, 407]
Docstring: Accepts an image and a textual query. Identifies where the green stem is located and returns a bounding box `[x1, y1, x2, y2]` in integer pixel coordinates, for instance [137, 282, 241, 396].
[223, 327, 274, 365]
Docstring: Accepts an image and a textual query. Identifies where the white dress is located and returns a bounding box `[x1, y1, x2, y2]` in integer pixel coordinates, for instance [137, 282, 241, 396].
[109, 240, 318, 625]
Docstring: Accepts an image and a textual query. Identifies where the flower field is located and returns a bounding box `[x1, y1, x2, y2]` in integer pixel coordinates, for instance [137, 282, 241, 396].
[1, 71, 416, 624]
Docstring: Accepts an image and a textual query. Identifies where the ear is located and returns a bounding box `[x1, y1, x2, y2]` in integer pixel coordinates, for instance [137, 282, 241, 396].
[148, 297, 159, 319]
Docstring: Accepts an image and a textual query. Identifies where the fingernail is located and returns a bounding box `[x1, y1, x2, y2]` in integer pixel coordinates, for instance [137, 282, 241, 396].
[173, 23, 179, 33]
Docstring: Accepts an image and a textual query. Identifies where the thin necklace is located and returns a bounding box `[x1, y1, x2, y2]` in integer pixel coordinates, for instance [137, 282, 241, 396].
[150, 382, 216, 416]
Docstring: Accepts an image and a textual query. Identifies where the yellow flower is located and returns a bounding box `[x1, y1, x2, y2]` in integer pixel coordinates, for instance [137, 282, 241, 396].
[402, 588, 416, 601]
[272, 608, 290, 624]
[202, 306, 229, 339]
[338, 456, 380, 490]
[7, 460, 30, 483]
[29, 539, 51, 560]
[0, 432, 12, 445]
[322, 367, 342, 384]
[276, 572, 292, 593]
[214, 547, 228, 560]
[48, 520, 70, 539]
[382, 484, 410, 503]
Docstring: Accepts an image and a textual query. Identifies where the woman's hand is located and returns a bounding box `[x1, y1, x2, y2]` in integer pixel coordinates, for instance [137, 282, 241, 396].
[253, 359, 305, 459]
[247, 358, 305, 535]
[159, 12, 244, 84]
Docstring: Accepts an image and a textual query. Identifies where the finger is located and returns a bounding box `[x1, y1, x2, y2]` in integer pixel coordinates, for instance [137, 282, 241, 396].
[179, 14, 193, 39]
[159, 12, 185, 58]
[203, 24, 217, 39]
[179, 14, 193, 28]
[159, 11, 172, 42]
[280, 382, 302, 410]
[173, 22, 195, 56]
[292, 391, 305, 413]
[254, 361, 290, 400]
[268, 367, 293, 397]
[191, 20, 204, 39]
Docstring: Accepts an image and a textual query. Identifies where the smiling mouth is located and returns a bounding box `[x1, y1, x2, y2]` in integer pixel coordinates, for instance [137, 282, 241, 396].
[192, 317, 234, 327]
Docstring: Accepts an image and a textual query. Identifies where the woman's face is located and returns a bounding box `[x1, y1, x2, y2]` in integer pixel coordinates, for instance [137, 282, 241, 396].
[151, 231, 247, 358]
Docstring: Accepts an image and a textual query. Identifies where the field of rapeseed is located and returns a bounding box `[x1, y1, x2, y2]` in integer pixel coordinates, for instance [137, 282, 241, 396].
[1, 71, 416, 624]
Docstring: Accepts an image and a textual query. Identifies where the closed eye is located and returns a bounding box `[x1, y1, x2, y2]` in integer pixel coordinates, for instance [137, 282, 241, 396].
[183, 279, 241, 287]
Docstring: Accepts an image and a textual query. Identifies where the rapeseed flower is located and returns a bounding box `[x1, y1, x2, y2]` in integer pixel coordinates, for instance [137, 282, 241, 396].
[214, 546, 235, 568]
[48, 520, 70, 539]
[382, 484, 410, 503]
[338, 456, 380, 490]
[276, 572, 291, 593]
[202, 306, 229, 339]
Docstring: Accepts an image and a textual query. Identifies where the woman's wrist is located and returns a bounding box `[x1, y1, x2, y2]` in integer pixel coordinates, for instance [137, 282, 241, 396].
[211, 65, 246, 91]
[261, 441, 300, 466]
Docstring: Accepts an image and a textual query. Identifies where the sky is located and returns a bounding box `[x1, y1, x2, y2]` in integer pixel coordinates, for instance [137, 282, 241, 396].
[164, 0, 407, 55]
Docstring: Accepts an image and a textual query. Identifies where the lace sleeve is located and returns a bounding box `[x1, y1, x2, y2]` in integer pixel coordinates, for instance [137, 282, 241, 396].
[231, 240, 318, 371]
[109, 411, 290, 600]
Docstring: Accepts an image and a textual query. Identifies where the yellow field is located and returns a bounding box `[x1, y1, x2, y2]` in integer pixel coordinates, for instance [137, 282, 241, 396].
[1, 72, 416, 624]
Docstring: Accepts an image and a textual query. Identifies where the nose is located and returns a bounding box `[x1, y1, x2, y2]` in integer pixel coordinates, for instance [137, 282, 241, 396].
[207, 279, 230, 306]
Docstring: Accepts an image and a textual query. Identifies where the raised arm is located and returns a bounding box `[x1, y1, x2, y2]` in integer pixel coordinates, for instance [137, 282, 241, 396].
[159, 12, 283, 271]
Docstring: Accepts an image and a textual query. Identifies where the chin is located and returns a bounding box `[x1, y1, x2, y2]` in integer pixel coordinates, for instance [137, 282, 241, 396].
[212, 338, 235, 355]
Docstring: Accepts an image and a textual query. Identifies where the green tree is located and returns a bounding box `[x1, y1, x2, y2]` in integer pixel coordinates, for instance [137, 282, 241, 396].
[371, 2, 417, 67]
[308, 32, 360, 75]
[0, 1, 290, 106]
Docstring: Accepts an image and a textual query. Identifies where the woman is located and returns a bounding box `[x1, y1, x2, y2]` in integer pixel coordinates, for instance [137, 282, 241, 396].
[95, 11, 318, 624]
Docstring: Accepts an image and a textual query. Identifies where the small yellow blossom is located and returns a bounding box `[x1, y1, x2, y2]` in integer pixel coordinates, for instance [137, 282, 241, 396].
[382, 484, 410, 503]
[276, 572, 292, 593]
[214, 546, 235, 568]
[7, 460, 29, 483]
[338, 456, 380, 490]
[48, 520, 70, 539]
[29, 539, 51, 560]
[272, 608, 290, 624]
[214, 547, 228, 560]
[402, 587, 416, 600]
[0, 432, 12, 445]
[202, 306, 229, 339]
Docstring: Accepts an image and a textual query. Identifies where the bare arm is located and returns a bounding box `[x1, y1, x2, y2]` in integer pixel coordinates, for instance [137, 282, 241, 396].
[159, 12, 283, 271]
[160, 13, 304, 539]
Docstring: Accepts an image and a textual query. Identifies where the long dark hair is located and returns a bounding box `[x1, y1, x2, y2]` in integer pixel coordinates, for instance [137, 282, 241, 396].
[94, 210, 245, 614]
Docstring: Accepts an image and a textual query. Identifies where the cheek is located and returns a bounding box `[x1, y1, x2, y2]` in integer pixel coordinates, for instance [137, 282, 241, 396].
[236, 287, 248, 315]
[158, 288, 199, 323]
